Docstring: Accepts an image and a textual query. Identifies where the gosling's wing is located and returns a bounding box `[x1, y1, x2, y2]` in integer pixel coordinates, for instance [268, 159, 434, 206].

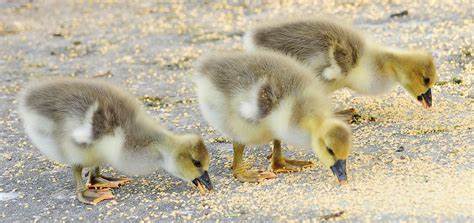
[247, 20, 333, 61]
[247, 19, 364, 78]
[196, 51, 310, 121]
[21, 79, 137, 144]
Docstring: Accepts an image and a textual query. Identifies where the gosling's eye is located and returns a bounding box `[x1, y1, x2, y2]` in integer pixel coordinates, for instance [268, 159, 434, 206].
[423, 77, 430, 85]
[327, 147, 335, 156]
[192, 159, 202, 168]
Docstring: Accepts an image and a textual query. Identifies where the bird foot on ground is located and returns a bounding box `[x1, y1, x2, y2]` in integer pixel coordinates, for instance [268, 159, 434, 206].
[271, 158, 314, 173]
[88, 176, 131, 189]
[233, 167, 276, 183]
[76, 188, 114, 205]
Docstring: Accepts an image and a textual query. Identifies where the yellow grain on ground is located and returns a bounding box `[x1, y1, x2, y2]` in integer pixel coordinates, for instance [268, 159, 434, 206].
[0, 0, 472, 222]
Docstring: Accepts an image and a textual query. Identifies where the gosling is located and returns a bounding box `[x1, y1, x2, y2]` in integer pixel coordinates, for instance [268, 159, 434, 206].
[18, 79, 212, 205]
[195, 51, 352, 184]
[244, 18, 437, 110]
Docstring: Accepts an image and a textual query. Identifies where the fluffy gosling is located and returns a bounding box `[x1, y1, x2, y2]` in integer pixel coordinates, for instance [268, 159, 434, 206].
[244, 18, 437, 109]
[195, 51, 352, 184]
[18, 79, 212, 205]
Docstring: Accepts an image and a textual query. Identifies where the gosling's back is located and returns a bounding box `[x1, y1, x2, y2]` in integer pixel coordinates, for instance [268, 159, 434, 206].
[245, 18, 365, 75]
[197, 50, 316, 99]
[19, 79, 138, 139]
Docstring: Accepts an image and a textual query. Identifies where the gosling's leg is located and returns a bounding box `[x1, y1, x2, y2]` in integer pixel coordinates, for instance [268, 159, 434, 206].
[270, 140, 314, 173]
[87, 166, 131, 189]
[232, 142, 276, 183]
[73, 165, 114, 205]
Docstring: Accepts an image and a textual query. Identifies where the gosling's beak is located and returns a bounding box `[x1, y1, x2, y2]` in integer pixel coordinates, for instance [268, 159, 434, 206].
[330, 159, 347, 184]
[192, 171, 213, 190]
[416, 88, 432, 108]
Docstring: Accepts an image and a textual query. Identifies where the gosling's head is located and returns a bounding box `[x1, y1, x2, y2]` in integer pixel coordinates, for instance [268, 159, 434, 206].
[163, 134, 212, 191]
[394, 51, 437, 108]
[310, 118, 352, 184]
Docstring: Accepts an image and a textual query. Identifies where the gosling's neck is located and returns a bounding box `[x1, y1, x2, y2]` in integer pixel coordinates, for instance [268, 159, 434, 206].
[345, 45, 404, 95]
[299, 114, 329, 138]
[371, 46, 410, 81]
[113, 114, 179, 175]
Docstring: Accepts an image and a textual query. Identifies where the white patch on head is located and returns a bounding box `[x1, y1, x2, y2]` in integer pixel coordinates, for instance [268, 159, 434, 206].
[72, 101, 98, 145]
[243, 30, 257, 52]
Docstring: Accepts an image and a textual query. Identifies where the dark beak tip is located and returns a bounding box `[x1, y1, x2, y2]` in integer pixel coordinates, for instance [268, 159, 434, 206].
[420, 88, 433, 108]
[194, 171, 213, 191]
[203, 180, 213, 191]
[335, 174, 348, 183]
[330, 160, 348, 183]
[417, 94, 432, 109]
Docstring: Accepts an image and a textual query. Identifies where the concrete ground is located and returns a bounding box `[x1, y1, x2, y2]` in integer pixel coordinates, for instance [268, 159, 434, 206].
[0, 0, 472, 222]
